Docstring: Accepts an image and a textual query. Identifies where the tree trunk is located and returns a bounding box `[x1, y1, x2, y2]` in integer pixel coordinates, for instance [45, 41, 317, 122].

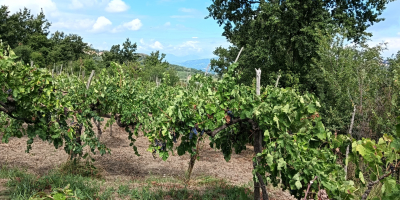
[253, 128, 269, 200]
[186, 136, 202, 183]
[94, 118, 102, 140]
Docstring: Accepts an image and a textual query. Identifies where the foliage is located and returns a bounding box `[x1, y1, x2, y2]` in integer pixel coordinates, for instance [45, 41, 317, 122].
[102, 38, 139, 66]
[207, 0, 391, 89]
[137, 50, 180, 86]
[312, 32, 399, 136]
[3, 38, 400, 200]
[0, 43, 109, 159]
[48, 31, 89, 65]
[0, 5, 51, 49]
[29, 184, 79, 200]
[350, 134, 400, 199]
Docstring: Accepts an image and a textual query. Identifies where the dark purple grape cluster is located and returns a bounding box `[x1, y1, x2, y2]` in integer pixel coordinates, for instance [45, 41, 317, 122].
[227, 110, 234, 119]
[189, 127, 197, 140]
[6, 89, 12, 94]
[154, 139, 166, 151]
[189, 128, 205, 140]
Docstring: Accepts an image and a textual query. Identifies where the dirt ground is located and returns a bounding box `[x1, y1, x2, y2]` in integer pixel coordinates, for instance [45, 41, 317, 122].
[0, 119, 296, 199]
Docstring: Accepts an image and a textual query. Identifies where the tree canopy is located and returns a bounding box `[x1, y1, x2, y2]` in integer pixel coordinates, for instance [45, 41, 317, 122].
[207, 0, 392, 89]
[102, 38, 139, 66]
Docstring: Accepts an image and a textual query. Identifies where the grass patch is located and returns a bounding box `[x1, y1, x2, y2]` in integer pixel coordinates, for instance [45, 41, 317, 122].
[59, 159, 104, 179]
[129, 184, 252, 200]
[0, 164, 253, 200]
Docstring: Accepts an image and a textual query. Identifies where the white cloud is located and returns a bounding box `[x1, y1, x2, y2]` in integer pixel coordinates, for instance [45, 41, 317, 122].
[397, 32, 400, 35]
[138, 39, 164, 50]
[111, 26, 123, 33]
[174, 41, 202, 52]
[192, 37, 198, 39]
[164, 22, 171, 26]
[150, 41, 163, 49]
[69, 0, 84, 9]
[68, 0, 109, 9]
[368, 37, 400, 57]
[92, 16, 112, 32]
[123, 19, 142, 31]
[179, 8, 196, 13]
[53, 18, 95, 30]
[0, 0, 58, 16]
[105, 0, 129, 13]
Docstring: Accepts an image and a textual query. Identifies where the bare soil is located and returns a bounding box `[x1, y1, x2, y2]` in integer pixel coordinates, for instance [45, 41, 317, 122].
[0, 119, 296, 199]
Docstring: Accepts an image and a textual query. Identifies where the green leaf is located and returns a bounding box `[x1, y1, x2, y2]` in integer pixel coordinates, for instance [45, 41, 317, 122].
[266, 154, 273, 166]
[277, 158, 286, 170]
[19, 87, 25, 93]
[382, 179, 396, 195]
[295, 180, 302, 189]
[359, 171, 365, 184]
[264, 130, 270, 137]
[273, 115, 279, 129]
[293, 173, 300, 181]
[390, 139, 400, 151]
[307, 104, 316, 113]
[282, 104, 290, 113]
[53, 193, 66, 200]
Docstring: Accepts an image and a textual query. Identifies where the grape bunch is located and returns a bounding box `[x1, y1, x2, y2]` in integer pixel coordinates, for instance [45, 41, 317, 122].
[189, 128, 205, 140]
[227, 110, 234, 119]
[154, 139, 166, 151]
[6, 89, 12, 94]
[189, 127, 197, 140]
[152, 139, 167, 158]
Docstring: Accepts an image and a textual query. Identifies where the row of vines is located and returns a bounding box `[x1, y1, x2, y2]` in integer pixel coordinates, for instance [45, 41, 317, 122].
[1, 43, 400, 200]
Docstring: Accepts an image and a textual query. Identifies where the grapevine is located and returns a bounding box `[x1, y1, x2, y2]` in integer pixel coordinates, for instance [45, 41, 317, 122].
[2, 43, 400, 200]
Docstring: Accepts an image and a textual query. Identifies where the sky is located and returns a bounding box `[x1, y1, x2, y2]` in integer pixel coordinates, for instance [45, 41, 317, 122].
[0, 0, 400, 63]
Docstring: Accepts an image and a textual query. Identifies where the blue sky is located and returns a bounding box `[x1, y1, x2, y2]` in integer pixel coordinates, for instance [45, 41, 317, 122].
[1, 0, 399, 62]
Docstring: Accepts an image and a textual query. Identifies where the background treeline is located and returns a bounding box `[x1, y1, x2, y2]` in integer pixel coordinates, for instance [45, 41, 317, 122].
[0, 5, 205, 86]
[208, 1, 400, 142]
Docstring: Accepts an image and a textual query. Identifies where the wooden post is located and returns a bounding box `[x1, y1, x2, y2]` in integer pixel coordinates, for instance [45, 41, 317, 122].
[345, 105, 356, 180]
[255, 68, 261, 96]
[109, 121, 113, 137]
[70, 61, 73, 76]
[52, 69, 54, 78]
[86, 70, 95, 90]
[205, 63, 210, 76]
[275, 74, 281, 88]
[30, 60, 34, 67]
[253, 68, 269, 200]
[234, 47, 244, 63]
[85, 70, 95, 97]
[60, 64, 63, 75]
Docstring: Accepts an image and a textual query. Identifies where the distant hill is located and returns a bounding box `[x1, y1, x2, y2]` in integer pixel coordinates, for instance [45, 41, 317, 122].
[172, 58, 217, 73]
[134, 53, 216, 79]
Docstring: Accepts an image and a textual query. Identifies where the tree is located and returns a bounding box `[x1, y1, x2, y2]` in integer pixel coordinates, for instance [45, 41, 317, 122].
[311, 31, 399, 137]
[139, 51, 179, 86]
[0, 5, 50, 49]
[207, 0, 391, 90]
[48, 31, 89, 64]
[102, 38, 139, 66]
